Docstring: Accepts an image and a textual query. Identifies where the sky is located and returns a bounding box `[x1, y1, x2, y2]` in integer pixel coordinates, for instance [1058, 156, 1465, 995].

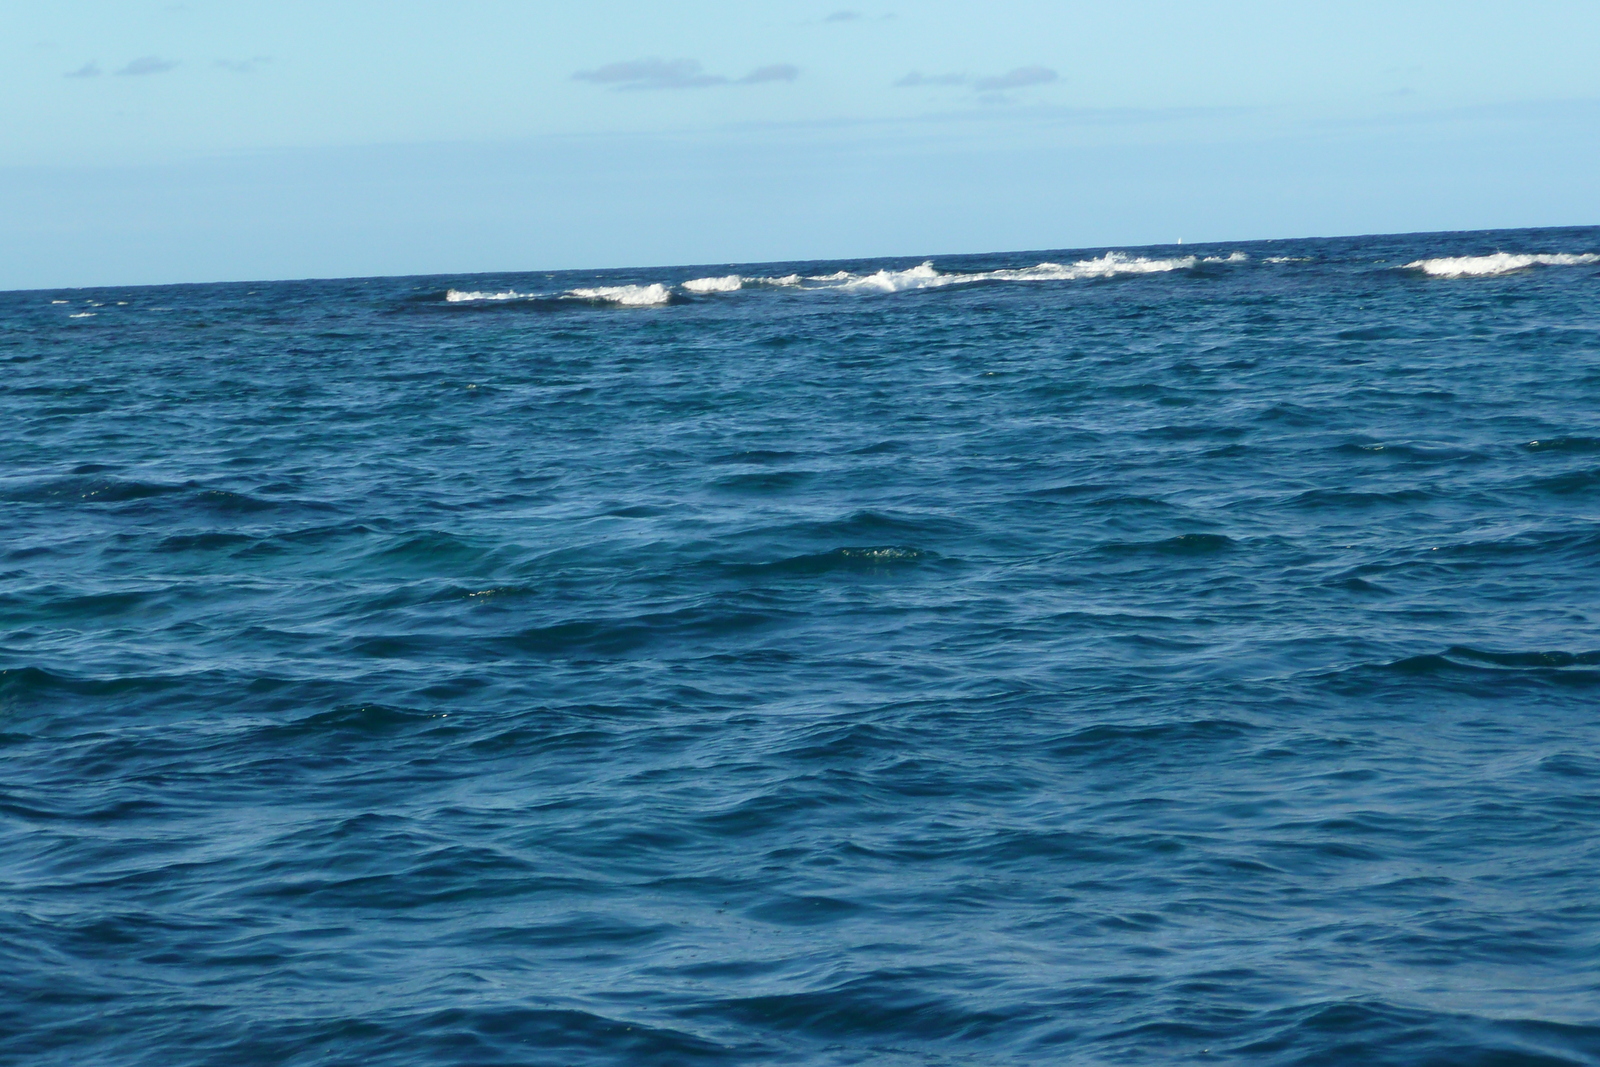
[3, 1, 1598, 289]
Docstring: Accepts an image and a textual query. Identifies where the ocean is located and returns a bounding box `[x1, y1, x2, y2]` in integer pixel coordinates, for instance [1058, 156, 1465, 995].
[4, 226, 1600, 1066]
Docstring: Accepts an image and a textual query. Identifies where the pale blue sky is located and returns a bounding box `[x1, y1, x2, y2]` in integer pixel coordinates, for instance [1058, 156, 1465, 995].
[4, 1, 1598, 288]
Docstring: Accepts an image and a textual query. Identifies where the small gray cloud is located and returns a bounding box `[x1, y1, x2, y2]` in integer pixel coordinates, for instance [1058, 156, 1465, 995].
[216, 56, 270, 73]
[825, 10, 861, 20]
[738, 63, 799, 84]
[973, 65, 1057, 91]
[574, 57, 796, 90]
[573, 57, 724, 89]
[116, 56, 179, 76]
[64, 62, 101, 78]
[894, 70, 966, 88]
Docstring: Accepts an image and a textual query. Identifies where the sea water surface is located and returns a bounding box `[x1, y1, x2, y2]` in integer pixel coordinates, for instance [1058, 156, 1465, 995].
[4, 227, 1600, 1066]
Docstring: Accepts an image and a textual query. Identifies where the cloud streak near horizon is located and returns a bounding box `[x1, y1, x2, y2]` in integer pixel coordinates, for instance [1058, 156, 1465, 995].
[573, 58, 798, 91]
[116, 56, 178, 76]
[895, 65, 1059, 93]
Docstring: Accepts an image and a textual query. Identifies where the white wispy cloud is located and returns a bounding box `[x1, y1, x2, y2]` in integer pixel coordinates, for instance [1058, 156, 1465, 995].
[894, 71, 967, 88]
[894, 65, 1060, 100]
[116, 56, 179, 76]
[738, 64, 799, 85]
[216, 56, 271, 73]
[974, 66, 1057, 91]
[573, 58, 798, 91]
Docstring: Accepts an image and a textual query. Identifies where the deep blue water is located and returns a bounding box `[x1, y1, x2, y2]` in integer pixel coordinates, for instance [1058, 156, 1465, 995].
[4, 227, 1600, 1067]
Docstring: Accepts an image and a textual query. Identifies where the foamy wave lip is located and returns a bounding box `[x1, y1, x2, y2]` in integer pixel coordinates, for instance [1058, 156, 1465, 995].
[840, 262, 946, 292]
[1404, 252, 1600, 278]
[815, 252, 1208, 293]
[566, 283, 673, 306]
[682, 274, 742, 293]
[445, 288, 528, 302]
[752, 274, 803, 287]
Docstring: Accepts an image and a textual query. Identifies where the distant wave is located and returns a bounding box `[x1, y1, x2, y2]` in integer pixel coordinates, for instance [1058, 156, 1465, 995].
[566, 283, 674, 306]
[445, 289, 528, 302]
[681, 275, 743, 293]
[436, 251, 1249, 308]
[444, 284, 675, 307]
[1404, 252, 1600, 278]
[753, 251, 1245, 294]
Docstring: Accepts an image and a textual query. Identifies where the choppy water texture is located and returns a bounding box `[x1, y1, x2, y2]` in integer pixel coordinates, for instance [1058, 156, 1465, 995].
[5, 227, 1600, 1067]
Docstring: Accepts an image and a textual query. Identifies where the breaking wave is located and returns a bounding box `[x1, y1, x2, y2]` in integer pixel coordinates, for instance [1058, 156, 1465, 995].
[437, 250, 1251, 308]
[751, 252, 1241, 294]
[1404, 252, 1600, 278]
[444, 289, 527, 302]
[444, 284, 675, 307]
[681, 275, 743, 293]
[566, 284, 674, 306]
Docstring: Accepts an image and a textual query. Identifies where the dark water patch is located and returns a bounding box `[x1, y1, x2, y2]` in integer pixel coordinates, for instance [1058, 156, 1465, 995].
[1446, 645, 1600, 668]
[1323, 651, 1600, 695]
[1333, 440, 1488, 464]
[1287, 487, 1433, 509]
[504, 605, 792, 656]
[4, 476, 189, 505]
[1526, 467, 1600, 494]
[1228, 1001, 1600, 1067]
[724, 546, 936, 578]
[154, 531, 257, 553]
[710, 469, 815, 492]
[1099, 532, 1236, 555]
[1523, 436, 1600, 453]
[684, 974, 1016, 1042]
[1044, 718, 1254, 760]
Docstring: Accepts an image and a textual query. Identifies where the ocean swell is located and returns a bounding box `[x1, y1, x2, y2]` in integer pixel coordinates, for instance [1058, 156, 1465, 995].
[1405, 252, 1600, 277]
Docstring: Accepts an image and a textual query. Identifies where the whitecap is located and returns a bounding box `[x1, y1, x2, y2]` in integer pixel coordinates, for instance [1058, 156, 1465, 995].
[839, 261, 947, 292]
[445, 288, 528, 302]
[566, 283, 673, 307]
[1404, 252, 1600, 278]
[814, 252, 1202, 293]
[753, 274, 803, 287]
[682, 274, 742, 293]
[68, 312, 96, 318]
[50, 300, 67, 305]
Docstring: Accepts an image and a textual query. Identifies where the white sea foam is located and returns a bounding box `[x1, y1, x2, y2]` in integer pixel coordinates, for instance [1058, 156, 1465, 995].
[1404, 252, 1600, 278]
[443, 250, 1242, 309]
[839, 261, 947, 292]
[68, 312, 96, 318]
[1265, 256, 1310, 263]
[50, 300, 67, 305]
[682, 274, 742, 293]
[808, 252, 1211, 294]
[566, 283, 673, 306]
[445, 288, 528, 302]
